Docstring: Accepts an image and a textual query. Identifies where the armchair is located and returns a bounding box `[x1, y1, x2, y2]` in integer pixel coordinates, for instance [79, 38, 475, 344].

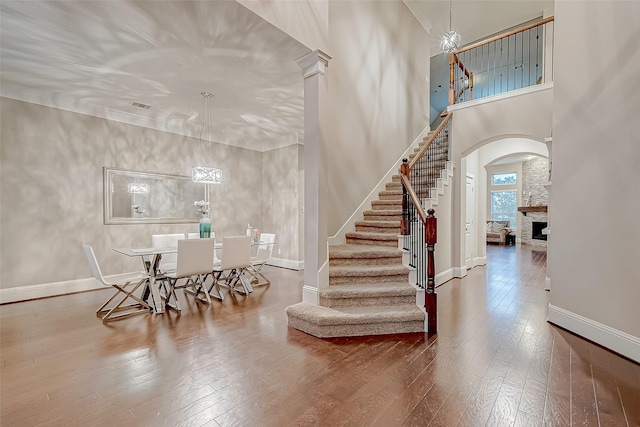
[486, 221, 510, 245]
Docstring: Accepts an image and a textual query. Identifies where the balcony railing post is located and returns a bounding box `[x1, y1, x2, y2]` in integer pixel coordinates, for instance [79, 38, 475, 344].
[425, 208, 437, 332]
[448, 53, 456, 105]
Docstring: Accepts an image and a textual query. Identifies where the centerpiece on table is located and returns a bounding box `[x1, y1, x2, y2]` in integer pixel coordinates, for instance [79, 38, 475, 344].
[194, 200, 211, 238]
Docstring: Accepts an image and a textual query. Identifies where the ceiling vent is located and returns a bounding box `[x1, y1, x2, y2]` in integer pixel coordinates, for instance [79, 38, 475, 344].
[131, 102, 151, 110]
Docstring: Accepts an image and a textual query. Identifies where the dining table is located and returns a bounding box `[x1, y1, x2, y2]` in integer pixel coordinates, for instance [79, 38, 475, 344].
[112, 246, 177, 314]
[113, 240, 271, 314]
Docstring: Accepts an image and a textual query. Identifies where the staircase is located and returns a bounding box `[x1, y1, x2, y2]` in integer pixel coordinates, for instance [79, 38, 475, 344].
[286, 131, 449, 338]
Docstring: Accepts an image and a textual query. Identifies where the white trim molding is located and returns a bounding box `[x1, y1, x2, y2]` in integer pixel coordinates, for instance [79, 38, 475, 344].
[267, 258, 304, 271]
[453, 266, 468, 278]
[473, 256, 487, 266]
[435, 268, 454, 287]
[302, 286, 319, 305]
[548, 304, 640, 363]
[0, 274, 137, 304]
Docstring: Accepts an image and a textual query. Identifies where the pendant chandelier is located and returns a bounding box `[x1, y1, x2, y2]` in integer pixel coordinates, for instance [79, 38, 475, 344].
[192, 91, 223, 184]
[440, 0, 461, 53]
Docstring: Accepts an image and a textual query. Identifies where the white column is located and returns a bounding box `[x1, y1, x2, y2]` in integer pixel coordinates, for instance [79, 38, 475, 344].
[296, 50, 332, 305]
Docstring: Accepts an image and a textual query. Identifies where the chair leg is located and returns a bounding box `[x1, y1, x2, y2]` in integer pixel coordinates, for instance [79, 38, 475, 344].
[185, 273, 212, 305]
[245, 263, 270, 287]
[163, 279, 181, 313]
[99, 278, 151, 322]
[225, 269, 251, 295]
[207, 271, 225, 301]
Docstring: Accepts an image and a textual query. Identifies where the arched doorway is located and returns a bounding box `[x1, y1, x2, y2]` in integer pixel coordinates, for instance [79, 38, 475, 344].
[460, 136, 548, 269]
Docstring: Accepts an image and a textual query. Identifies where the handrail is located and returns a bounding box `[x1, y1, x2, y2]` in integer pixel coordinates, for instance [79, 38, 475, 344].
[455, 16, 554, 54]
[399, 174, 427, 223]
[408, 112, 453, 170]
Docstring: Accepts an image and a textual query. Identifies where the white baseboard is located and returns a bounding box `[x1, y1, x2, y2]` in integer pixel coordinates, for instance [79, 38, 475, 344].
[453, 266, 468, 278]
[302, 285, 319, 305]
[267, 257, 304, 271]
[436, 268, 453, 286]
[328, 124, 431, 246]
[547, 303, 640, 363]
[0, 273, 137, 304]
[473, 256, 487, 266]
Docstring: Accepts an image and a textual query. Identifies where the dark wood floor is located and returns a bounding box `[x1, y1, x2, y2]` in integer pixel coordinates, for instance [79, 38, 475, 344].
[1, 245, 639, 426]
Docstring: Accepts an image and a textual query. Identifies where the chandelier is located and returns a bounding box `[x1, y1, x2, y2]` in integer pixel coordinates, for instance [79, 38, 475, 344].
[192, 92, 223, 184]
[440, 0, 461, 53]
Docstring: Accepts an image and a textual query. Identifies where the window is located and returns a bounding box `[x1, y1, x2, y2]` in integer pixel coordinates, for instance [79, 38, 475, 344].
[491, 190, 517, 227]
[492, 172, 517, 186]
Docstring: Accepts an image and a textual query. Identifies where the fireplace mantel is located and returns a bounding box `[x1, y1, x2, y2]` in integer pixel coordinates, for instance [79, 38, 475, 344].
[518, 206, 548, 216]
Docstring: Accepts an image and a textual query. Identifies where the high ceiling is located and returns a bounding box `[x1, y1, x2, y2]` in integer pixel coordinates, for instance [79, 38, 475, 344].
[1, 1, 553, 152]
[0, 1, 310, 152]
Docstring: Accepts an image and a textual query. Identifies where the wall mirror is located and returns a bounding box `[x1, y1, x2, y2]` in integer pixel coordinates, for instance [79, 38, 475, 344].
[104, 168, 206, 224]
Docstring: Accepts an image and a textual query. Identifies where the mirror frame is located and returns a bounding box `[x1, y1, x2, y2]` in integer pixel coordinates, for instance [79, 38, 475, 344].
[103, 167, 206, 225]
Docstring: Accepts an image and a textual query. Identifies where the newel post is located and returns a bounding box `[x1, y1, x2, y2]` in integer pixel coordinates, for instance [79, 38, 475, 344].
[400, 159, 410, 236]
[425, 208, 437, 332]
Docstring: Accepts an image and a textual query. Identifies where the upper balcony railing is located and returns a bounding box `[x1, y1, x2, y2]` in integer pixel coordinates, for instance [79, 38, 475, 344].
[449, 16, 554, 105]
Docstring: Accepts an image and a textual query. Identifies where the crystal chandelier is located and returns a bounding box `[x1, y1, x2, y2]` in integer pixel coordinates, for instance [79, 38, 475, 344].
[192, 92, 222, 184]
[440, 0, 461, 53]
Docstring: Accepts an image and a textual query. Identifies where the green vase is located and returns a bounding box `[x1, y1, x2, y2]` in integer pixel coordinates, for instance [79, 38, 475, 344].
[199, 217, 211, 238]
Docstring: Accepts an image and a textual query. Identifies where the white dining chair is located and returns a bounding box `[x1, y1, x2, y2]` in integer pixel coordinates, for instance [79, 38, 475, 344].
[151, 233, 184, 274]
[82, 243, 150, 322]
[245, 233, 276, 286]
[187, 232, 215, 240]
[161, 238, 215, 312]
[208, 235, 252, 298]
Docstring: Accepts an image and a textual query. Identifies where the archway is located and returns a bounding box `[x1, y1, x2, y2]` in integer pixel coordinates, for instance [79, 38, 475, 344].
[460, 136, 548, 268]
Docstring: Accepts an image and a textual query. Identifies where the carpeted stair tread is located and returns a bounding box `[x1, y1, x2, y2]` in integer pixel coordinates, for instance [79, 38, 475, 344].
[355, 222, 400, 229]
[364, 209, 401, 216]
[286, 303, 424, 326]
[329, 244, 402, 258]
[355, 220, 400, 230]
[329, 264, 409, 277]
[321, 283, 417, 298]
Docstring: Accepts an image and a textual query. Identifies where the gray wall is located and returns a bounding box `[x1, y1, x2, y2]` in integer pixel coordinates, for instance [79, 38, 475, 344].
[549, 1, 640, 341]
[325, 0, 430, 235]
[262, 144, 303, 263]
[0, 98, 300, 289]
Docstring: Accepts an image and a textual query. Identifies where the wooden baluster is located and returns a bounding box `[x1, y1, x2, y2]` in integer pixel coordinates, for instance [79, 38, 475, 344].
[425, 208, 437, 332]
[400, 159, 410, 235]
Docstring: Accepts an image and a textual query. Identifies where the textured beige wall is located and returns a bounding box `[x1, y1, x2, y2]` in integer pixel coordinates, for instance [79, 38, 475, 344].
[326, 0, 430, 235]
[0, 98, 298, 288]
[262, 144, 303, 262]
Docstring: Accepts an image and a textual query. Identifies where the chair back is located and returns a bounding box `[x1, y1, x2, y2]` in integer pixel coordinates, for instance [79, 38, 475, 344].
[254, 233, 276, 262]
[152, 233, 184, 271]
[175, 238, 215, 278]
[82, 243, 108, 286]
[220, 236, 251, 270]
[187, 232, 215, 239]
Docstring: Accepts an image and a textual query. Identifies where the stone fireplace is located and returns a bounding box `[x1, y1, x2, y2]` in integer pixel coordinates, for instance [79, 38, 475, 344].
[521, 212, 548, 247]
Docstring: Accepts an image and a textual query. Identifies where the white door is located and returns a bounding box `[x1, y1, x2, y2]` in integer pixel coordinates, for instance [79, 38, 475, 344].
[465, 175, 475, 269]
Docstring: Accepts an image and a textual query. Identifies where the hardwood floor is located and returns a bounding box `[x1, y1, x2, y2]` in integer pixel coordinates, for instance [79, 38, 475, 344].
[1, 245, 639, 426]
